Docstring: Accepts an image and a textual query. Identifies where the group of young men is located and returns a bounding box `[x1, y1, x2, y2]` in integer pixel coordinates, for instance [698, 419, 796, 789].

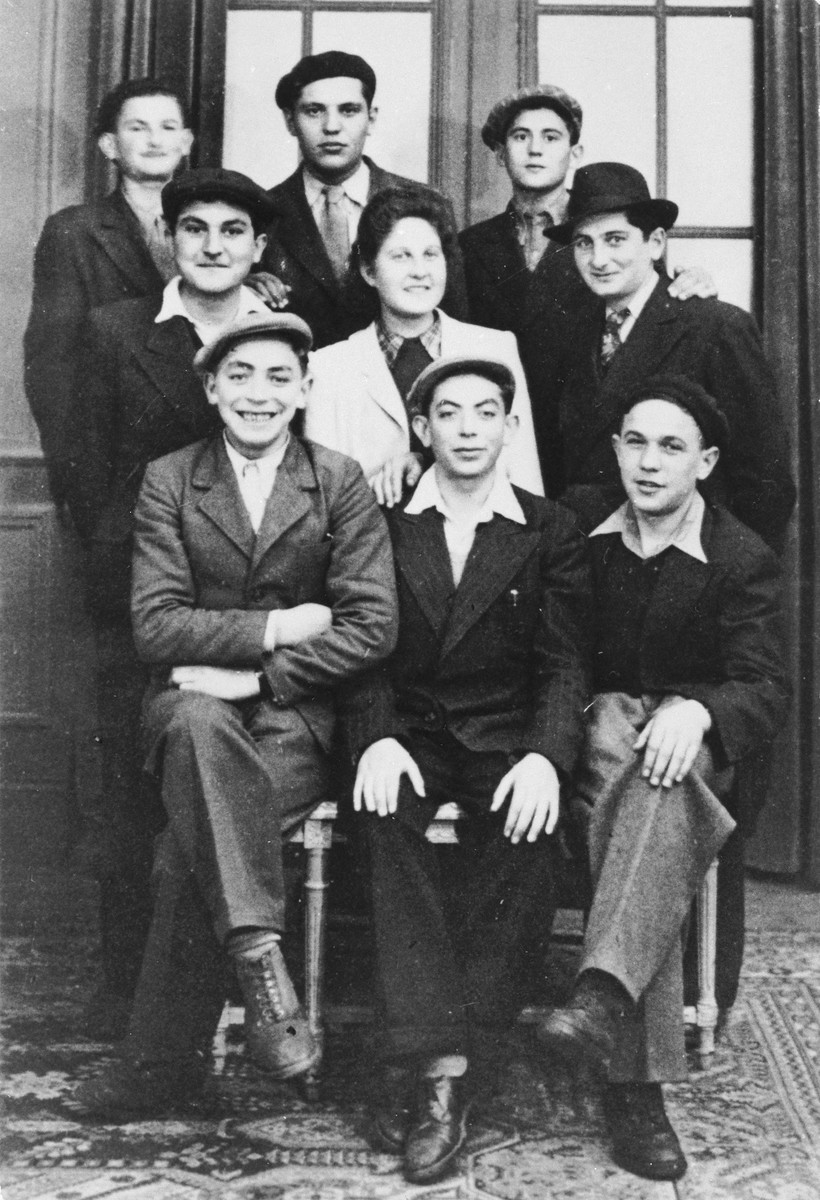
[24, 51, 792, 1187]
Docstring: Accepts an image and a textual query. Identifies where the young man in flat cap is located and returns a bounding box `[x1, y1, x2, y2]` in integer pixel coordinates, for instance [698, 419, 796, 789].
[545, 161, 795, 552]
[75, 312, 397, 1114]
[345, 355, 590, 1184]
[538, 377, 787, 1182]
[25, 78, 193, 512]
[68, 168, 277, 1033]
[259, 50, 467, 348]
[460, 88, 715, 495]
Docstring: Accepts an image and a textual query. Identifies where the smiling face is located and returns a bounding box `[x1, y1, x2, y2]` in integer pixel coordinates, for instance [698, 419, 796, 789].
[412, 372, 516, 484]
[497, 105, 581, 195]
[284, 76, 376, 183]
[172, 201, 266, 299]
[360, 217, 447, 321]
[613, 398, 719, 518]
[98, 94, 193, 183]
[204, 336, 311, 459]
[573, 211, 665, 308]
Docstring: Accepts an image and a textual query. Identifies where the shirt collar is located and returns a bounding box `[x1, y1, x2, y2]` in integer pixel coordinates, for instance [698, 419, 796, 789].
[608, 268, 659, 324]
[303, 160, 370, 208]
[591, 490, 708, 562]
[377, 311, 442, 369]
[405, 464, 527, 526]
[154, 277, 268, 334]
[223, 430, 290, 477]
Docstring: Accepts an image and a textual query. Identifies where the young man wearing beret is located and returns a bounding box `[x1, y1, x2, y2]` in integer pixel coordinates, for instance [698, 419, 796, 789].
[75, 313, 397, 1114]
[538, 377, 788, 1181]
[68, 168, 277, 1034]
[258, 50, 467, 348]
[344, 355, 590, 1184]
[459, 87, 716, 495]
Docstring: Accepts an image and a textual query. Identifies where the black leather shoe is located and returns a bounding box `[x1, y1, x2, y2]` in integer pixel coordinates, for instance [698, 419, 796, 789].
[537, 1004, 619, 1077]
[403, 1074, 469, 1185]
[603, 1082, 688, 1181]
[235, 944, 320, 1080]
[73, 1055, 208, 1119]
[370, 1065, 413, 1154]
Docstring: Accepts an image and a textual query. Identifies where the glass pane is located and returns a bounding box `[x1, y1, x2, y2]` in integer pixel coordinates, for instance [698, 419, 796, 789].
[223, 10, 302, 186]
[666, 237, 754, 313]
[313, 10, 431, 182]
[667, 17, 753, 226]
[539, 1, 653, 6]
[669, 0, 751, 6]
[538, 15, 656, 191]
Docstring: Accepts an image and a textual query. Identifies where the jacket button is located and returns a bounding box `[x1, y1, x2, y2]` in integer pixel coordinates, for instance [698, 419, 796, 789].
[424, 712, 436, 725]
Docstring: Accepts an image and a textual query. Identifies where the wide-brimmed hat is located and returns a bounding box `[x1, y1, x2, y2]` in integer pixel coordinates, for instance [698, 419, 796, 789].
[482, 84, 582, 149]
[162, 168, 276, 230]
[193, 313, 313, 375]
[547, 162, 678, 245]
[407, 356, 516, 416]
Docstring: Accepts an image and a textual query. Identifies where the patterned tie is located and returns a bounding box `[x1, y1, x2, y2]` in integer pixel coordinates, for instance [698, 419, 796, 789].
[600, 307, 630, 372]
[318, 185, 351, 282]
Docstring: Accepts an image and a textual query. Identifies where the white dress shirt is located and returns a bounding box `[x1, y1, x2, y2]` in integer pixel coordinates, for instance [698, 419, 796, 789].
[611, 269, 659, 343]
[154, 277, 268, 344]
[591, 490, 708, 563]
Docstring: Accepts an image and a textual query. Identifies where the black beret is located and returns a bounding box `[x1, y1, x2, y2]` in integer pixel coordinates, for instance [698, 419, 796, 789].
[275, 51, 376, 111]
[162, 168, 276, 229]
[619, 375, 730, 452]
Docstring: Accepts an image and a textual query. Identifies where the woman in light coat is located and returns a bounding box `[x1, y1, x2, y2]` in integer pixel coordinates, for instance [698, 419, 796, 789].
[305, 187, 544, 504]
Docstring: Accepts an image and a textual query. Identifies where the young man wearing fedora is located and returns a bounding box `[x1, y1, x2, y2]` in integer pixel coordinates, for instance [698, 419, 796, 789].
[257, 50, 467, 349]
[67, 168, 278, 1035]
[74, 312, 397, 1115]
[545, 161, 795, 551]
[344, 354, 590, 1184]
[459, 88, 714, 494]
[538, 377, 787, 1181]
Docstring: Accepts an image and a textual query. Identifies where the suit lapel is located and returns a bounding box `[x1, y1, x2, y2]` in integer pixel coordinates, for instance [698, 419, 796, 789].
[440, 519, 541, 659]
[252, 439, 317, 569]
[92, 191, 162, 289]
[270, 171, 339, 298]
[136, 317, 208, 435]
[355, 326, 410, 432]
[394, 510, 455, 640]
[193, 440, 255, 559]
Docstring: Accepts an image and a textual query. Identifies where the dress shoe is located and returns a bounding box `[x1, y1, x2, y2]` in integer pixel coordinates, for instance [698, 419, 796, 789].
[370, 1064, 413, 1154]
[73, 1055, 208, 1119]
[537, 971, 630, 1077]
[235, 943, 320, 1080]
[603, 1082, 688, 1181]
[403, 1073, 469, 1184]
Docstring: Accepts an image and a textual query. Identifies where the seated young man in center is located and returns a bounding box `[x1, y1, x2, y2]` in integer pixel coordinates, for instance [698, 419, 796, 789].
[343, 355, 590, 1185]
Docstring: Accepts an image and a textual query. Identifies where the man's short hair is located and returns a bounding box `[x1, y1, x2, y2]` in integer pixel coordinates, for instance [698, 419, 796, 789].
[619, 375, 730, 453]
[95, 78, 190, 137]
[161, 168, 276, 236]
[275, 51, 376, 111]
[408, 356, 516, 417]
[354, 186, 457, 270]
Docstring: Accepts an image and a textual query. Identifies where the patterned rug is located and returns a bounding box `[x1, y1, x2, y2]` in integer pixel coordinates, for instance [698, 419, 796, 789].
[2, 882, 820, 1200]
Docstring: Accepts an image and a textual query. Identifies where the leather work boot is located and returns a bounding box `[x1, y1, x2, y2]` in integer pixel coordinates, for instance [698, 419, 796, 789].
[235, 943, 320, 1080]
[73, 1054, 208, 1119]
[403, 1073, 469, 1184]
[603, 1082, 688, 1181]
[370, 1063, 414, 1154]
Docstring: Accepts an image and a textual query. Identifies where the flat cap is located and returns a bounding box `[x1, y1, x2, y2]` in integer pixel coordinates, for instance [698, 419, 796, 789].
[548, 162, 678, 244]
[482, 84, 583, 149]
[620, 375, 730, 452]
[275, 51, 376, 110]
[193, 312, 313, 375]
[162, 168, 276, 229]
[407, 355, 517, 415]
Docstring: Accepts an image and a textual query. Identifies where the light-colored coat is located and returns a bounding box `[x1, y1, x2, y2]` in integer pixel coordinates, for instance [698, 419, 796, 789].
[305, 312, 544, 496]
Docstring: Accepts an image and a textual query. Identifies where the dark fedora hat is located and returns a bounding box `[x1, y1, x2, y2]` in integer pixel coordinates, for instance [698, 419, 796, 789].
[547, 162, 678, 245]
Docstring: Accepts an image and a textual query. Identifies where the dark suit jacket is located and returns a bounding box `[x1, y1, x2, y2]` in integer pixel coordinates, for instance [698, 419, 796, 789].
[24, 190, 164, 499]
[556, 276, 796, 551]
[260, 157, 467, 348]
[344, 487, 591, 780]
[132, 435, 398, 751]
[459, 209, 588, 495]
[590, 503, 788, 826]
[72, 295, 222, 613]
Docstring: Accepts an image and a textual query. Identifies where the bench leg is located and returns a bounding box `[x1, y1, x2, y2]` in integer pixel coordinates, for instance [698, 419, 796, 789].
[696, 858, 719, 1067]
[302, 827, 331, 1101]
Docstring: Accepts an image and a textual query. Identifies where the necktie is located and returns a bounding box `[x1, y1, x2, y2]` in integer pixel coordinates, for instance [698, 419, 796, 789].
[145, 213, 176, 283]
[318, 185, 350, 282]
[520, 211, 553, 272]
[241, 461, 267, 533]
[390, 337, 434, 455]
[600, 307, 630, 371]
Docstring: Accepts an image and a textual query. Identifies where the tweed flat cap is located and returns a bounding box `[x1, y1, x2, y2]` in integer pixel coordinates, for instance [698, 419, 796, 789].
[194, 313, 313, 374]
[482, 84, 583, 149]
[407, 355, 516, 415]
